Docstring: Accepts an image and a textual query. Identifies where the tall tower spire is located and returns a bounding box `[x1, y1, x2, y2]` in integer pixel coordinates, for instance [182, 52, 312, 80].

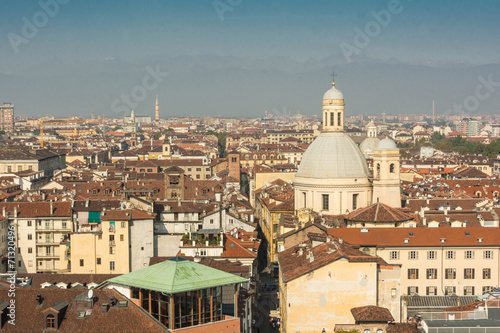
[155, 95, 159, 121]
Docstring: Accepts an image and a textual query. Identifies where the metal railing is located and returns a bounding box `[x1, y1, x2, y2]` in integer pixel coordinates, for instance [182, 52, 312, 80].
[420, 310, 488, 321]
[426, 328, 500, 333]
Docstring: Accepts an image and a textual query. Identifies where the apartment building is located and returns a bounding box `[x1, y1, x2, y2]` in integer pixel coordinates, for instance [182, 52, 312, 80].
[329, 227, 500, 296]
[70, 209, 155, 274]
[0, 103, 14, 131]
[0, 147, 66, 175]
[265, 129, 317, 144]
[0, 202, 72, 273]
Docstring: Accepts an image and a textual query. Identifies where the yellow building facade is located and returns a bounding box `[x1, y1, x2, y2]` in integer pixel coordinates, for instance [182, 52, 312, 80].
[279, 242, 379, 333]
[70, 219, 130, 274]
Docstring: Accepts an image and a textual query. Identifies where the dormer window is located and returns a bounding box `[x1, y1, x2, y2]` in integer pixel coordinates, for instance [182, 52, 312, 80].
[46, 314, 55, 328]
[43, 300, 68, 330]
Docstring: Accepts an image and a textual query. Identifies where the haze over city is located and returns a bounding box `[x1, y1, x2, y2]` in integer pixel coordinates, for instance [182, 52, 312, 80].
[2, 0, 500, 118]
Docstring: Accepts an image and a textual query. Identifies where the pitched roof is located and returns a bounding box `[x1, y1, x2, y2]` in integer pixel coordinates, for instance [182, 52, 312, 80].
[328, 227, 500, 247]
[101, 209, 155, 221]
[101, 256, 248, 294]
[16, 273, 119, 288]
[386, 323, 418, 333]
[149, 257, 251, 278]
[0, 202, 71, 218]
[345, 202, 413, 223]
[351, 305, 394, 322]
[278, 239, 378, 283]
[0, 288, 167, 332]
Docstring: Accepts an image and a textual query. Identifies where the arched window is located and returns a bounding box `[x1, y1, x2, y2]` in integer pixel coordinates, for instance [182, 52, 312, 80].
[245, 154, 249, 160]
[46, 314, 55, 329]
[376, 163, 381, 179]
[253, 155, 258, 160]
[476, 192, 482, 198]
[390, 163, 395, 173]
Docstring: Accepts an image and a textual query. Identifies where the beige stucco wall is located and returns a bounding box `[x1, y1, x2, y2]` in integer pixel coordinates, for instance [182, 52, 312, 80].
[378, 266, 402, 321]
[283, 259, 377, 333]
[372, 149, 401, 208]
[70, 220, 130, 274]
[377, 246, 500, 296]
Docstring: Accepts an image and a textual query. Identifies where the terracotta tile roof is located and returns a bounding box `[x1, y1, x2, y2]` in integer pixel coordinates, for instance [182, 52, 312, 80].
[328, 227, 500, 247]
[221, 234, 258, 259]
[102, 209, 155, 221]
[154, 201, 220, 215]
[452, 167, 489, 179]
[345, 203, 413, 223]
[405, 198, 483, 212]
[278, 239, 378, 283]
[386, 323, 418, 333]
[0, 288, 167, 332]
[72, 200, 121, 212]
[16, 273, 119, 288]
[351, 305, 394, 322]
[0, 202, 71, 218]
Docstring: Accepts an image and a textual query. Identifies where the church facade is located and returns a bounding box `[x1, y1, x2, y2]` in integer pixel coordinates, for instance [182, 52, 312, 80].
[293, 80, 401, 215]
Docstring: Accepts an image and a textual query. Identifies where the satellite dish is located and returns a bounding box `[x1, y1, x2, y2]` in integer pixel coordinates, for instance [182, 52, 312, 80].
[88, 289, 93, 298]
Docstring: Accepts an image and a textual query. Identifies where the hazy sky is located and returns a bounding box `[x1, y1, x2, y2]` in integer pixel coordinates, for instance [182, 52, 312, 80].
[1, 0, 500, 118]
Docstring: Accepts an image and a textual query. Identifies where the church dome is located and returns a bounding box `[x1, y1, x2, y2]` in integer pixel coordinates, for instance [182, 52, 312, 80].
[296, 132, 370, 179]
[376, 137, 398, 150]
[360, 137, 380, 155]
[323, 84, 344, 100]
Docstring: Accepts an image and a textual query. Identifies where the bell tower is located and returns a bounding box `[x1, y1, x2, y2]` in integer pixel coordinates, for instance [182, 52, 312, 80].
[366, 120, 377, 138]
[372, 138, 401, 208]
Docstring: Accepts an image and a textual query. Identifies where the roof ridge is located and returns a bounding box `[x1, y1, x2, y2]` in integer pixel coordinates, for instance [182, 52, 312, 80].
[374, 203, 380, 221]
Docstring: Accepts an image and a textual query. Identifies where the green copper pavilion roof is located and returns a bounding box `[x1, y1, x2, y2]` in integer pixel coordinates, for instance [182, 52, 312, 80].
[101, 257, 248, 294]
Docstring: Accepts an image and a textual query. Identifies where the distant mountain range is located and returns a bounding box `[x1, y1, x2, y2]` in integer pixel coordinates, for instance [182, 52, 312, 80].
[2, 54, 500, 118]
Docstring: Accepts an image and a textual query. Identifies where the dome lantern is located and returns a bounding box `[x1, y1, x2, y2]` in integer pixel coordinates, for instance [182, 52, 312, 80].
[322, 74, 345, 133]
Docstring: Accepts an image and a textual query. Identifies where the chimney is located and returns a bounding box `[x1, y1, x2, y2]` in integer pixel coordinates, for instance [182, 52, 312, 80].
[50, 201, 53, 216]
[107, 296, 117, 307]
[85, 199, 89, 208]
[339, 237, 343, 244]
[101, 303, 109, 314]
[2, 207, 5, 218]
[36, 294, 43, 306]
[14, 206, 17, 217]
[309, 251, 314, 263]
